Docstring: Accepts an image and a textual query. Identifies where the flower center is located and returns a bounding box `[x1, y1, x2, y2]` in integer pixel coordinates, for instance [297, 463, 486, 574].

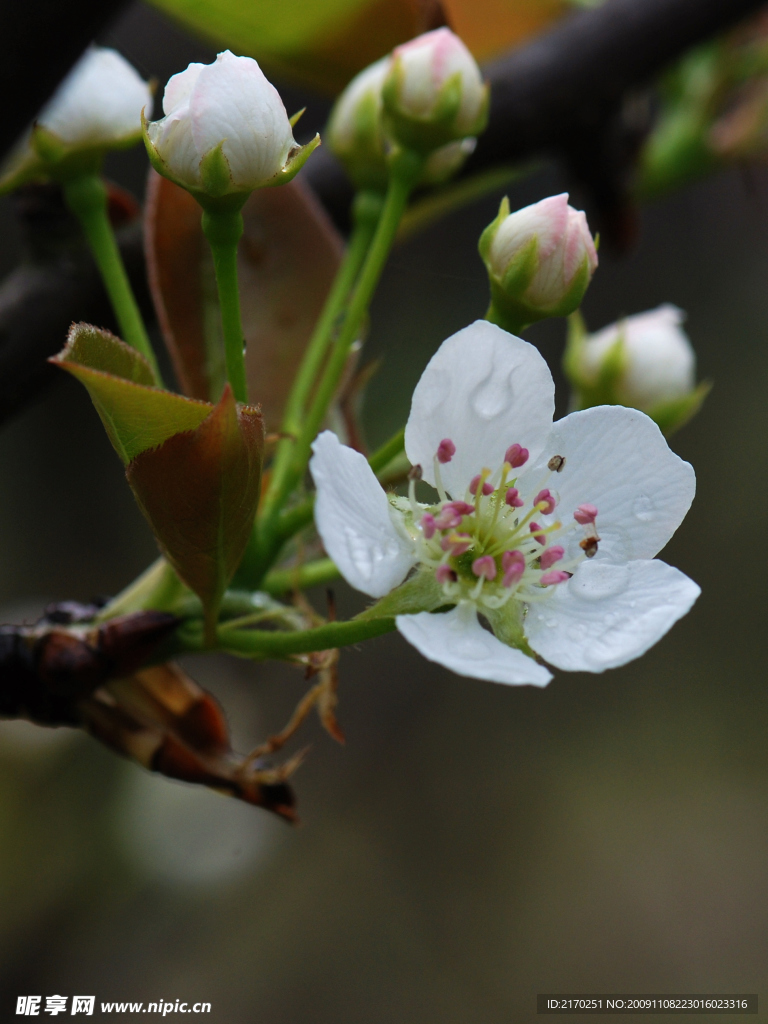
[406, 440, 600, 611]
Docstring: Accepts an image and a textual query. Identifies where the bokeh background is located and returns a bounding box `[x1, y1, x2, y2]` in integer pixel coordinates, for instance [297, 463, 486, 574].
[1, 3, 768, 1021]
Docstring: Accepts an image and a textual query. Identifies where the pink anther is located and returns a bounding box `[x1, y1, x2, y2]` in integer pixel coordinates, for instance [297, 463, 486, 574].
[436, 438, 456, 464]
[469, 474, 494, 496]
[540, 545, 564, 570]
[574, 503, 598, 525]
[535, 488, 557, 515]
[446, 500, 474, 516]
[540, 570, 570, 586]
[505, 443, 529, 468]
[421, 513, 436, 539]
[502, 550, 525, 587]
[530, 522, 547, 545]
[435, 564, 458, 585]
[434, 508, 462, 529]
[472, 555, 497, 581]
[505, 487, 524, 508]
[441, 533, 473, 556]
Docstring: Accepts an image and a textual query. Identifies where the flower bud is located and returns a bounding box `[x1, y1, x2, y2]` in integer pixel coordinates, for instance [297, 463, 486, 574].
[327, 58, 389, 191]
[479, 193, 598, 331]
[328, 52, 478, 191]
[143, 51, 319, 207]
[564, 305, 710, 434]
[382, 28, 488, 154]
[0, 47, 152, 192]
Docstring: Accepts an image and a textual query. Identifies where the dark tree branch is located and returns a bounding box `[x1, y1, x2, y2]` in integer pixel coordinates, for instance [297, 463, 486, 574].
[0, 0, 133, 159]
[305, 0, 768, 227]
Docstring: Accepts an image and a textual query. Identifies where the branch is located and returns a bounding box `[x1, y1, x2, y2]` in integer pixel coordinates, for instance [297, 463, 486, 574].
[304, 0, 768, 228]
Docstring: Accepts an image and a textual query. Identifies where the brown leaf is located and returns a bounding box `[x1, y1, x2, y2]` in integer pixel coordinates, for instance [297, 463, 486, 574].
[126, 385, 264, 633]
[80, 662, 297, 820]
[144, 171, 344, 430]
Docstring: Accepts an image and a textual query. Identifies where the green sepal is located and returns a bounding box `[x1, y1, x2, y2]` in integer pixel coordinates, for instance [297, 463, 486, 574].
[50, 323, 212, 464]
[382, 63, 487, 154]
[478, 195, 509, 263]
[267, 133, 322, 187]
[199, 141, 235, 198]
[484, 603, 538, 660]
[645, 380, 712, 436]
[357, 567, 446, 621]
[328, 89, 388, 192]
[0, 123, 141, 195]
[289, 108, 306, 128]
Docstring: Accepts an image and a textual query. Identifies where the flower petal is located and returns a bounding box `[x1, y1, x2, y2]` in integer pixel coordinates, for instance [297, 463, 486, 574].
[191, 51, 295, 189]
[405, 320, 554, 497]
[525, 405, 695, 562]
[310, 431, 416, 598]
[524, 558, 700, 673]
[396, 603, 552, 686]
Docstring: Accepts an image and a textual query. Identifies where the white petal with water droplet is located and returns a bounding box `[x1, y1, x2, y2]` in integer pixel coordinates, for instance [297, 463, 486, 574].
[405, 321, 554, 498]
[525, 558, 700, 672]
[310, 431, 416, 598]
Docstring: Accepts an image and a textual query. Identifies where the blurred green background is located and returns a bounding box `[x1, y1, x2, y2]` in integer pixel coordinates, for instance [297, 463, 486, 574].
[1, 3, 768, 1022]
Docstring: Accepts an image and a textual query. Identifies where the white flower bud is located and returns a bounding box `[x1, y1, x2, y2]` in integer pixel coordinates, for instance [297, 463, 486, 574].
[480, 193, 598, 330]
[144, 51, 319, 204]
[327, 58, 389, 190]
[580, 305, 696, 408]
[382, 28, 488, 154]
[0, 47, 152, 192]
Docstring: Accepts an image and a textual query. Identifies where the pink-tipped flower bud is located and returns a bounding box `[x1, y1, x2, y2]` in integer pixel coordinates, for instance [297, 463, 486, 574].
[469, 474, 494, 497]
[540, 570, 570, 586]
[535, 488, 557, 515]
[540, 545, 565, 570]
[574, 503, 598, 525]
[382, 28, 488, 154]
[479, 193, 598, 333]
[502, 550, 526, 587]
[505, 487, 524, 508]
[436, 438, 456, 464]
[504, 443, 529, 468]
[472, 555, 497, 581]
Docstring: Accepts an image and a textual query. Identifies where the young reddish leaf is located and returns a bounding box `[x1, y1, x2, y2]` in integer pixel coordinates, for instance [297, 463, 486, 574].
[126, 385, 264, 632]
[51, 323, 212, 463]
[144, 171, 343, 428]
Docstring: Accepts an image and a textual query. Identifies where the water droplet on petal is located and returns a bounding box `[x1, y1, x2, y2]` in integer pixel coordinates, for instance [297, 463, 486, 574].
[470, 365, 512, 419]
[633, 495, 655, 521]
[571, 562, 630, 601]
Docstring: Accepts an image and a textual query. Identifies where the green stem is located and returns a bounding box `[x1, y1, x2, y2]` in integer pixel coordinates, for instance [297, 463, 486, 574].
[202, 209, 248, 403]
[63, 174, 162, 383]
[251, 152, 422, 586]
[262, 557, 340, 595]
[95, 558, 186, 621]
[260, 189, 383, 529]
[215, 614, 396, 658]
[368, 426, 405, 474]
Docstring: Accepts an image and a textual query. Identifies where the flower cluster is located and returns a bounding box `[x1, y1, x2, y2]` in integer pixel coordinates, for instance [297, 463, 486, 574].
[311, 321, 699, 686]
[328, 28, 486, 189]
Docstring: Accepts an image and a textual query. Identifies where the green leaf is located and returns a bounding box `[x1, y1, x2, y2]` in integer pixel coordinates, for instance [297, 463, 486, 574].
[126, 385, 264, 637]
[646, 380, 712, 436]
[51, 323, 213, 464]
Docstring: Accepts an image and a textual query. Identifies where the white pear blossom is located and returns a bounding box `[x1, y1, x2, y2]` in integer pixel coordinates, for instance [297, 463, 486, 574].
[578, 305, 696, 410]
[0, 47, 151, 191]
[144, 51, 317, 200]
[310, 320, 699, 687]
[481, 193, 598, 328]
